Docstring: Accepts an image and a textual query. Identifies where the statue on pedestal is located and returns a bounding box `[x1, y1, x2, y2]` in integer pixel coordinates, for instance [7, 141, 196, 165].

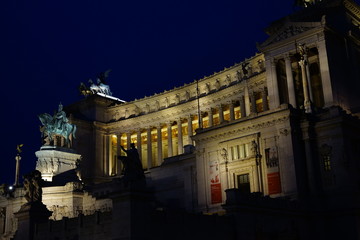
[39, 103, 77, 147]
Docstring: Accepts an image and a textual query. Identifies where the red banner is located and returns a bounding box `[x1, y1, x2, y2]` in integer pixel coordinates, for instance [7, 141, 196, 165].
[267, 172, 281, 195]
[209, 160, 222, 204]
[210, 183, 222, 204]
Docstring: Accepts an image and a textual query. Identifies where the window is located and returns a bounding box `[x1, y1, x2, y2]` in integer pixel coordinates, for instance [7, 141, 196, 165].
[323, 155, 331, 172]
[230, 143, 249, 160]
[320, 144, 332, 172]
[237, 174, 250, 194]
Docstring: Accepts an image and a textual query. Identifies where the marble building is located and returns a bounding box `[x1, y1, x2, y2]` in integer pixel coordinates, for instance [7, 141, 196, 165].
[2, 0, 360, 239]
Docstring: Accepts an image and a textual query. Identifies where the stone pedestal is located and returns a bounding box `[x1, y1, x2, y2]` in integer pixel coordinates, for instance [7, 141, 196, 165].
[14, 202, 52, 240]
[35, 146, 81, 182]
[111, 188, 152, 240]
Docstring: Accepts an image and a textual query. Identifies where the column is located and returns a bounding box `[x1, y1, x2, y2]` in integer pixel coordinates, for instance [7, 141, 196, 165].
[218, 104, 224, 123]
[240, 95, 246, 117]
[167, 122, 173, 157]
[229, 101, 235, 121]
[117, 133, 122, 175]
[208, 109, 213, 127]
[105, 135, 110, 175]
[136, 130, 142, 159]
[305, 55, 313, 102]
[265, 58, 280, 109]
[244, 83, 251, 116]
[187, 115, 193, 145]
[147, 127, 152, 169]
[126, 132, 131, 149]
[177, 119, 183, 154]
[262, 88, 269, 111]
[15, 155, 21, 186]
[157, 125, 163, 166]
[250, 92, 257, 113]
[285, 55, 297, 107]
[317, 40, 333, 107]
[299, 59, 312, 113]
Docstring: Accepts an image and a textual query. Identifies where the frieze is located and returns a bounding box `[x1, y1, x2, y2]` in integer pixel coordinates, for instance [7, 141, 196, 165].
[273, 26, 313, 42]
[260, 22, 321, 49]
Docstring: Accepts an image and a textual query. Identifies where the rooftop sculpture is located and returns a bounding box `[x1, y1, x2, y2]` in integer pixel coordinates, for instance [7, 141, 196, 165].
[79, 69, 113, 96]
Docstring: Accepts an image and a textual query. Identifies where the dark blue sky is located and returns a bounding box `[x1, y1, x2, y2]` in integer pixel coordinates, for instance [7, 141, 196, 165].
[0, 0, 296, 184]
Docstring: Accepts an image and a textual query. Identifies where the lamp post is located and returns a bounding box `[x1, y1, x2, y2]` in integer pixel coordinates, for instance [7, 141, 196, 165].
[252, 140, 263, 193]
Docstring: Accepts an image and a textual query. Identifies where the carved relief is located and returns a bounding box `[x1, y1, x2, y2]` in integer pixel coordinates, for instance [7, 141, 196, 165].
[145, 104, 150, 113]
[205, 83, 211, 93]
[134, 105, 141, 115]
[272, 25, 313, 43]
[175, 94, 181, 104]
[225, 75, 231, 85]
[155, 100, 160, 111]
[215, 79, 221, 90]
[185, 90, 190, 101]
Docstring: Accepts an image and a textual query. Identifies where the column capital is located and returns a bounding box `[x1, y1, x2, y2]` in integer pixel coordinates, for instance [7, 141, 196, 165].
[227, 100, 234, 105]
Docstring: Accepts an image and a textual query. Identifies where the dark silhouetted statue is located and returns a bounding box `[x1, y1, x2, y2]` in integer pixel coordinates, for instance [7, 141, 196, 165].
[23, 170, 43, 204]
[118, 143, 145, 188]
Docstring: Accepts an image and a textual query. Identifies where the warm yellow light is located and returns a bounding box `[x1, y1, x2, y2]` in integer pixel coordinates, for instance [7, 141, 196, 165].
[112, 135, 117, 138]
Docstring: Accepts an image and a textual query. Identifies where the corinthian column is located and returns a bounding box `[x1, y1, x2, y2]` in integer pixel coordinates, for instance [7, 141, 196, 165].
[218, 104, 224, 123]
[167, 122, 173, 157]
[240, 95, 246, 117]
[177, 119, 183, 154]
[126, 132, 131, 150]
[157, 125, 162, 166]
[250, 92, 257, 113]
[317, 39, 333, 107]
[208, 109, 213, 127]
[284, 55, 296, 107]
[299, 59, 312, 113]
[244, 84, 251, 116]
[147, 127, 152, 169]
[229, 101, 235, 121]
[187, 115, 193, 145]
[265, 58, 280, 109]
[262, 88, 269, 111]
[136, 130, 142, 159]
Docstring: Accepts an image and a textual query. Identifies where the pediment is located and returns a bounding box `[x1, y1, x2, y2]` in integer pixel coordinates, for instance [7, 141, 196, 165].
[259, 21, 322, 49]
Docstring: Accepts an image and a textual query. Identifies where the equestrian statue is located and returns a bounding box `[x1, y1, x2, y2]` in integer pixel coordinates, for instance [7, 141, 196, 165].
[39, 103, 76, 147]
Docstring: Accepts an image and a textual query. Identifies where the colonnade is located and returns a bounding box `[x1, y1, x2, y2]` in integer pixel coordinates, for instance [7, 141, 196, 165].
[267, 42, 331, 111]
[105, 89, 269, 176]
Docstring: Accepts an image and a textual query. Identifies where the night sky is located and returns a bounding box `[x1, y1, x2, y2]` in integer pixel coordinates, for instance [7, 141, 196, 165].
[1, 0, 297, 185]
